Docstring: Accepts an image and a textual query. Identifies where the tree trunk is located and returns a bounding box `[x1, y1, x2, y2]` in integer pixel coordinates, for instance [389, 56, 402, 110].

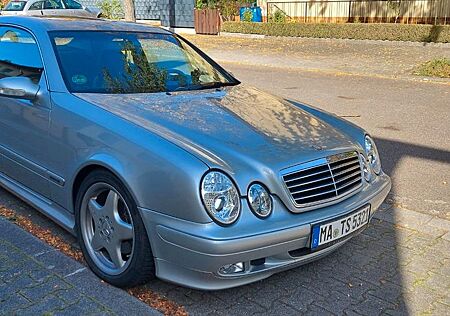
[123, 0, 136, 22]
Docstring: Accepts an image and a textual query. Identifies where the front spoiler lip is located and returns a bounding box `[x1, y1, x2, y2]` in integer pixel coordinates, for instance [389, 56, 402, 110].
[139, 174, 391, 290]
[215, 232, 360, 278]
[153, 234, 352, 291]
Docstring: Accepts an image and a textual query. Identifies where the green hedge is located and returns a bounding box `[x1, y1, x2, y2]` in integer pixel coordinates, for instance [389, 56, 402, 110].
[221, 22, 450, 43]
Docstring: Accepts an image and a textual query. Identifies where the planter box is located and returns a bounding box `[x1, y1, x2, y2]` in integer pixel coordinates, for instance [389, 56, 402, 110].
[194, 9, 221, 35]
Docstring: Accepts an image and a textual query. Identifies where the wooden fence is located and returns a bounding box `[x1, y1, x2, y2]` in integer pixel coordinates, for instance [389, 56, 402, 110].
[264, 0, 450, 24]
[194, 9, 221, 34]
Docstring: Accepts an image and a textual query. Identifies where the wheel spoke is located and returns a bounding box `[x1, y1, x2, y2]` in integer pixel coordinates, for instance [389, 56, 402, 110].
[88, 198, 103, 222]
[104, 190, 119, 218]
[106, 242, 125, 268]
[114, 219, 133, 241]
[91, 231, 104, 251]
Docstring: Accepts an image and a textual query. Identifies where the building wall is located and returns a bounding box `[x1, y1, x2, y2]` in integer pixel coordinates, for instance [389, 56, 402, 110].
[159, 0, 195, 27]
[135, 0, 161, 20]
[79, 0, 194, 26]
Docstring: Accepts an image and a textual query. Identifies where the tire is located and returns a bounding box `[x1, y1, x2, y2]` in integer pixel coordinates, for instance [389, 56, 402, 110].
[75, 169, 155, 288]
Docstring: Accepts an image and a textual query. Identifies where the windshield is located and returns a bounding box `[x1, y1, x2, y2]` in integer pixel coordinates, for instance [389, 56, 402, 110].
[49, 31, 237, 93]
[3, 1, 26, 11]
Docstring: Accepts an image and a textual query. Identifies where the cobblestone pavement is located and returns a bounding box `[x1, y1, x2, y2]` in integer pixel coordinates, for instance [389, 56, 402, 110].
[142, 203, 450, 315]
[0, 217, 159, 316]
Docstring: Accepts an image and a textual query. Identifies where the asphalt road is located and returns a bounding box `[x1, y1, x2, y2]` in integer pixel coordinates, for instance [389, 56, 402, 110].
[220, 62, 450, 219]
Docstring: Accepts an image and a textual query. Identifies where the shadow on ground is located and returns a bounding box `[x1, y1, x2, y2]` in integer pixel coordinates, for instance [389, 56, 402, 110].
[423, 25, 444, 46]
[376, 137, 450, 176]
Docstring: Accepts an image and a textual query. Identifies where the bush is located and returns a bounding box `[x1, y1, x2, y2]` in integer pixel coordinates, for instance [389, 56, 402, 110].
[221, 22, 450, 43]
[196, 0, 253, 19]
[269, 10, 286, 23]
[98, 0, 123, 20]
[414, 58, 450, 78]
[195, 0, 217, 9]
[218, 0, 240, 21]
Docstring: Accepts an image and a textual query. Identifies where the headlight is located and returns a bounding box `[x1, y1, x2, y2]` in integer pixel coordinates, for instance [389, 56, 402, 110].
[364, 135, 382, 175]
[247, 183, 272, 218]
[201, 171, 240, 225]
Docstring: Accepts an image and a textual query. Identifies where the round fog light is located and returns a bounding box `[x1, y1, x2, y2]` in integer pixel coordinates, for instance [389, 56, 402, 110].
[219, 262, 244, 275]
[248, 183, 272, 218]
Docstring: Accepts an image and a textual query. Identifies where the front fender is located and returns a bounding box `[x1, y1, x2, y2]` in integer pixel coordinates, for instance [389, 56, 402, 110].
[50, 92, 212, 224]
[68, 146, 213, 224]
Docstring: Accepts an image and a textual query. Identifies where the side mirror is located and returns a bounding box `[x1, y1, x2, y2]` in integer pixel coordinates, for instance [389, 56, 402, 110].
[0, 77, 39, 100]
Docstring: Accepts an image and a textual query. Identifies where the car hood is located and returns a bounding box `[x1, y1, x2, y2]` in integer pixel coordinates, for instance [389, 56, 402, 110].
[75, 85, 357, 173]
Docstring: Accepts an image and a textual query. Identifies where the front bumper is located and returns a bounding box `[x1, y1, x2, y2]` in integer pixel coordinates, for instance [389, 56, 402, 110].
[139, 174, 391, 290]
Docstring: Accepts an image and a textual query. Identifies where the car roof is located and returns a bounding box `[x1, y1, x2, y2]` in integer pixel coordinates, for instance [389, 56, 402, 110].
[0, 16, 172, 34]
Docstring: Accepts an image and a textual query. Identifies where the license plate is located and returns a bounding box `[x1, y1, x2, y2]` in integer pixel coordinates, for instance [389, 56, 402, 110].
[311, 205, 371, 249]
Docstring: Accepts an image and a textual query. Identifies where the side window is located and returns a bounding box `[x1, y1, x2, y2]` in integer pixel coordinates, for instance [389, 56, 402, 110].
[29, 1, 44, 10]
[44, 0, 63, 9]
[0, 27, 44, 84]
[63, 0, 82, 9]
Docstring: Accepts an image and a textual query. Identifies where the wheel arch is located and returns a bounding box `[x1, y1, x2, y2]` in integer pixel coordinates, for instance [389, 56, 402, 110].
[71, 156, 137, 213]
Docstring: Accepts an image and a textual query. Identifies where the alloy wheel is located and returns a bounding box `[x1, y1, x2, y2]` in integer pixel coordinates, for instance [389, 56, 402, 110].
[80, 182, 135, 275]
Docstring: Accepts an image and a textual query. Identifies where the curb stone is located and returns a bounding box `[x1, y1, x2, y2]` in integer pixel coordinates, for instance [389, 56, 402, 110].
[219, 32, 450, 47]
[0, 217, 161, 316]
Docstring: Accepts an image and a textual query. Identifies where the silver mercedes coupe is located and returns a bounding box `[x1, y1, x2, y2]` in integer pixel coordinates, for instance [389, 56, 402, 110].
[0, 16, 391, 290]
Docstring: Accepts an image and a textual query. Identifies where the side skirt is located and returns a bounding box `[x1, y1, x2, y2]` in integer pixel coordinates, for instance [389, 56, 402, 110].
[0, 171, 75, 235]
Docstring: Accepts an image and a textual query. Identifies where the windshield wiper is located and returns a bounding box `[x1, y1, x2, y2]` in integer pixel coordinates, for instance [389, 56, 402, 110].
[194, 81, 239, 90]
[187, 81, 238, 90]
[170, 81, 239, 92]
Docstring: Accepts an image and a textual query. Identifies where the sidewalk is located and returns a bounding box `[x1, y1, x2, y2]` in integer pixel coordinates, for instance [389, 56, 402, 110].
[0, 217, 160, 316]
[184, 34, 450, 84]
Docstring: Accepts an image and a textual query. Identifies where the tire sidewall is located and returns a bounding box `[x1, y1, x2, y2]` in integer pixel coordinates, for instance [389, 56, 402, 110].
[75, 170, 154, 287]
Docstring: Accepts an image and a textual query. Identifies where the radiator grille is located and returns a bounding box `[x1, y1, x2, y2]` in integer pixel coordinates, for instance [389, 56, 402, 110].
[282, 152, 362, 207]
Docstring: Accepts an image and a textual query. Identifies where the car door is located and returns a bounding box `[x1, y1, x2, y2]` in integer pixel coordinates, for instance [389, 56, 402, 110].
[27, 0, 45, 16]
[0, 26, 51, 198]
